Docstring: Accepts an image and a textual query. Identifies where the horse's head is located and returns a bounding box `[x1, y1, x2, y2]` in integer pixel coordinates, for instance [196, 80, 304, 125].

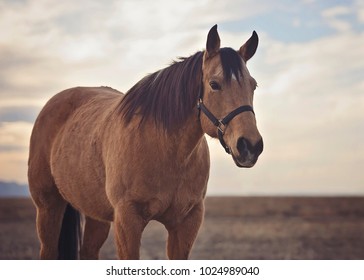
[199, 25, 263, 168]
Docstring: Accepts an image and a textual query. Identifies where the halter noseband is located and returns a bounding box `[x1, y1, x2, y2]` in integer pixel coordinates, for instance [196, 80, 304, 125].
[197, 91, 255, 154]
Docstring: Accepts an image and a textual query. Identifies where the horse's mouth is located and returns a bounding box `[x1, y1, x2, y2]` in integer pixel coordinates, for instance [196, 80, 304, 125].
[231, 153, 258, 168]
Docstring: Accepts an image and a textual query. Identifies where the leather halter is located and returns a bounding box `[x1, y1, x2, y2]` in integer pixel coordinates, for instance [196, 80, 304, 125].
[197, 90, 255, 154]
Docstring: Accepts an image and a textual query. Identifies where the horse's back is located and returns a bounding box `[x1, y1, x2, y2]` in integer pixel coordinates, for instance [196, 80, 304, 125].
[34, 86, 122, 130]
[28, 87, 123, 196]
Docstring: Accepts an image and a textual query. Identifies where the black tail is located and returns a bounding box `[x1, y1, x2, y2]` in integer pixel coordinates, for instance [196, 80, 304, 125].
[58, 204, 82, 260]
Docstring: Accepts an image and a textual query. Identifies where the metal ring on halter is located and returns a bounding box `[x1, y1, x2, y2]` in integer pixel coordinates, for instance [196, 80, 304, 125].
[217, 120, 226, 134]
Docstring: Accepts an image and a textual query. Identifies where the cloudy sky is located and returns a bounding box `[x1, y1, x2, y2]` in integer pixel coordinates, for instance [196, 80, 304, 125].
[0, 0, 363, 195]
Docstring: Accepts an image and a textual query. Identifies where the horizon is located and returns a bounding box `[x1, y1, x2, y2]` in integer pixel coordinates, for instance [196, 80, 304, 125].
[0, 180, 362, 198]
[0, 0, 363, 196]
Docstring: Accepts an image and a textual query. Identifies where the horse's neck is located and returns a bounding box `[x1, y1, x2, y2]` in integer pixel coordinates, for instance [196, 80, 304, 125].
[145, 110, 205, 163]
[166, 113, 205, 162]
[106, 107, 205, 164]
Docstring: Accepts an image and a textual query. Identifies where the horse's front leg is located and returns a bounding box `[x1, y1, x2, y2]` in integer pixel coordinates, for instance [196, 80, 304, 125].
[165, 201, 204, 260]
[113, 201, 148, 260]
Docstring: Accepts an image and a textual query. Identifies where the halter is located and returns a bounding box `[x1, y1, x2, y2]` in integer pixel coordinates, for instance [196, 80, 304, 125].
[197, 89, 255, 154]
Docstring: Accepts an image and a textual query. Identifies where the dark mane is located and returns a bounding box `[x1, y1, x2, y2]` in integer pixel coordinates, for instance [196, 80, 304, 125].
[118, 51, 203, 131]
[118, 48, 243, 131]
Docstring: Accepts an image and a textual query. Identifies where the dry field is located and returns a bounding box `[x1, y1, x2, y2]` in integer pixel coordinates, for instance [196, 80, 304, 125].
[0, 197, 363, 260]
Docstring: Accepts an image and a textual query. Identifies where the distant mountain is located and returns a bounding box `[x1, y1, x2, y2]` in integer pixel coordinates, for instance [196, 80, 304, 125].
[0, 181, 30, 197]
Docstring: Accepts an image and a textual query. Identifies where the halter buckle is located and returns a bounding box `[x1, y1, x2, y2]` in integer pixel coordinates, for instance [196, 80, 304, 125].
[217, 120, 226, 134]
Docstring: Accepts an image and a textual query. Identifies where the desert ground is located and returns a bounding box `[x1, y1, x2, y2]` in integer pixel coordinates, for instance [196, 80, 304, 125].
[0, 197, 363, 260]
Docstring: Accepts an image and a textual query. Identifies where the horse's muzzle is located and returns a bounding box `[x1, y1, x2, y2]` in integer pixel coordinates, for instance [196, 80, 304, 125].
[233, 137, 264, 168]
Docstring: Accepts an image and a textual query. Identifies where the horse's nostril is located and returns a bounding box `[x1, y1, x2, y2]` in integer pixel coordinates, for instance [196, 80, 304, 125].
[237, 137, 249, 155]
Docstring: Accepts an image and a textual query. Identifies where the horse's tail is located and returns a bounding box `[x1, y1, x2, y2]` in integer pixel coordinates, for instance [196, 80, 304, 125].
[58, 204, 82, 260]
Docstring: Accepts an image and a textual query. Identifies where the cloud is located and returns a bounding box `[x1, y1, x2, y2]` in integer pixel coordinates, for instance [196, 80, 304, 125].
[0, 122, 33, 183]
[321, 5, 353, 32]
[0, 122, 33, 151]
[0, 1, 199, 105]
[356, 0, 364, 23]
[0, 150, 29, 184]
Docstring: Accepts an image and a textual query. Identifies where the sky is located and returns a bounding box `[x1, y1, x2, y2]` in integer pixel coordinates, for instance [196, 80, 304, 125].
[0, 0, 363, 196]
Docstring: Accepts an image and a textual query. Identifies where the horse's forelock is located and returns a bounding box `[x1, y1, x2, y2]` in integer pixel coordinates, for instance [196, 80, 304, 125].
[219, 47, 243, 84]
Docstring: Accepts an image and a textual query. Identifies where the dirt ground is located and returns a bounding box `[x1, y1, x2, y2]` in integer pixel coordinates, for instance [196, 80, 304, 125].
[0, 197, 363, 260]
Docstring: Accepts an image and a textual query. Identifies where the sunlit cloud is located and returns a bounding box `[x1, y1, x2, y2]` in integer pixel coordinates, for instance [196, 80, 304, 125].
[0, 122, 33, 151]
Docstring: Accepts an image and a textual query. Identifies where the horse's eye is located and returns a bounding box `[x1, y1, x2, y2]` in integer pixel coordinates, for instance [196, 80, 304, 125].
[209, 81, 221, 91]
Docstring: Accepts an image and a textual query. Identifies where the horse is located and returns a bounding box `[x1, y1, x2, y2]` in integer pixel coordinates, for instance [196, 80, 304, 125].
[28, 25, 263, 260]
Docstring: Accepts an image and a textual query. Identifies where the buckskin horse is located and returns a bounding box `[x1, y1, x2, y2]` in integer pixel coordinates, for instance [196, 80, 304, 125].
[28, 25, 263, 260]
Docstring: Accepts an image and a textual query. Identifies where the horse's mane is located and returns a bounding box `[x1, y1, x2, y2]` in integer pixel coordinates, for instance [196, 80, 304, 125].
[118, 51, 203, 131]
[118, 48, 242, 131]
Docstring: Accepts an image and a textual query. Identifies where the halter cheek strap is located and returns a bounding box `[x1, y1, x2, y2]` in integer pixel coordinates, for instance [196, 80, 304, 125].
[197, 98, 255, 154]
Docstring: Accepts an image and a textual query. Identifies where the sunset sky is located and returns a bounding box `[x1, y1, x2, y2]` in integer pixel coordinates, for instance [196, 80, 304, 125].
[0, 0, 363, 195]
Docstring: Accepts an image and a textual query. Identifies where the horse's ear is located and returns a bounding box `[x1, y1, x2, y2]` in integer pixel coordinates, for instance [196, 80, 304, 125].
[239, 31, 259, 62]
[205, 24, 220, 59]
